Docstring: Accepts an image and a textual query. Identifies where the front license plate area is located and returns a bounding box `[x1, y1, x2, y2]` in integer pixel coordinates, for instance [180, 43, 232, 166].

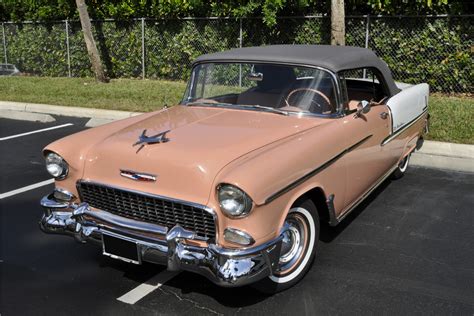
[102, 232, 141, 264]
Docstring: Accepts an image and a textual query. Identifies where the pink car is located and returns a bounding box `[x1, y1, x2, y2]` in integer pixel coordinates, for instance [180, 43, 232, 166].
[40, 45, 429, 293]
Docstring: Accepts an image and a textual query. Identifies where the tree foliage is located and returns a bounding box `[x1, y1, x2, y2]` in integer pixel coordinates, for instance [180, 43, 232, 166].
[1, 0, 472, 24]
[3, 15, 471, 93]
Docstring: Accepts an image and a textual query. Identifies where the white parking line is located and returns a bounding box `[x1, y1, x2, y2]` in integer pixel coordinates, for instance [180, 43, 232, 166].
[117, 270, 179, 304]
[0, 123, 73, 141]
[0, 179, 54, 200]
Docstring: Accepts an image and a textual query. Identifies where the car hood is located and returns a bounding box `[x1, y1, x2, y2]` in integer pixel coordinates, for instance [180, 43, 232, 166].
[82, 105, 327, 205]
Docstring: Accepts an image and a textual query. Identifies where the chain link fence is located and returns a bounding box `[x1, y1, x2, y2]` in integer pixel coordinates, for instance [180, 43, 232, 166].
[1, 15, 472, 93]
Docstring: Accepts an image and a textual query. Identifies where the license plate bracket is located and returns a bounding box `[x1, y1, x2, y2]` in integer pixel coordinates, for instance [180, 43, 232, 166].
[102, 231, 141, 265]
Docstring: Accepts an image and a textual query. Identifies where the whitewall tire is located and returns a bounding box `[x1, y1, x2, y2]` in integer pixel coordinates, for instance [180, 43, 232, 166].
[392, 153, 410, 179]
[253, 199, 320, 293]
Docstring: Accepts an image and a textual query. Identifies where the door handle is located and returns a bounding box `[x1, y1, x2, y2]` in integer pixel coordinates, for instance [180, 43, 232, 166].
[380, 112, 389, 119]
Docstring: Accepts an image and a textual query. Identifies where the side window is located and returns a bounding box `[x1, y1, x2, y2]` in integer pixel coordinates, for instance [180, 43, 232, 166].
[339, 68, 389, 105]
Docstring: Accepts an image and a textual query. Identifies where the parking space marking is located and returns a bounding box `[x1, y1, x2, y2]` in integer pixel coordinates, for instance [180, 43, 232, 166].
[0, 123, 73, 141]
[0, 178, 54, 199]
[117, 270, 179, 304]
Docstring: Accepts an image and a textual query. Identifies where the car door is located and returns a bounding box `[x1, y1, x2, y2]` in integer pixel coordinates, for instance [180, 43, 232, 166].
[338, 68, 394, 209]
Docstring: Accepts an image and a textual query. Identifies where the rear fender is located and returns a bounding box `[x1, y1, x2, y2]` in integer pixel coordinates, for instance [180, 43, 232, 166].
[387, 83, 429, 133]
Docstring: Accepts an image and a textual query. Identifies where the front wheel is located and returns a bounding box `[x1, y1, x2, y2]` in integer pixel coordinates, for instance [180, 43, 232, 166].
[392, 153, 411, 179]
[253, 199, 320, 294]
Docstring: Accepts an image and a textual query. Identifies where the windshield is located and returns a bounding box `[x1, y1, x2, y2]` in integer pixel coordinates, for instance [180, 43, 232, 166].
[182, 63, 338, 115]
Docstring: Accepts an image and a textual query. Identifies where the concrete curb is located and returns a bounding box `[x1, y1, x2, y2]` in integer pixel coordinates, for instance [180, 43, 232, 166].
[0, 109, 56, 123]
[0, 101, 142, 120]
[412, 141, 474, 173]
[0, 100, 472, 172]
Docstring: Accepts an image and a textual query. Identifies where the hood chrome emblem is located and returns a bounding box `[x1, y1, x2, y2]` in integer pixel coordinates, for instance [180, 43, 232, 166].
[120, 169, 156, 182]
[133, 129, 170, 153]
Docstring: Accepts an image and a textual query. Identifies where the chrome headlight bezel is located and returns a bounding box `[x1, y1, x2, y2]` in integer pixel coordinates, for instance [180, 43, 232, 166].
[44, 152, 69, 180]
[217, 184, 253, 218]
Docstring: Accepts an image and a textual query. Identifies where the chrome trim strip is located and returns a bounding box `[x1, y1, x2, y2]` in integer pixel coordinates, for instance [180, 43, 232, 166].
[76, 180, 218, 241]
[328, 164, 398, 226]
[264, 134, 373, 204]
[381, 110, 428, 146]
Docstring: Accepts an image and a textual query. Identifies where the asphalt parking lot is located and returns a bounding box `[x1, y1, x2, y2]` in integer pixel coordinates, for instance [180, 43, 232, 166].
[0, 116, 473, 315]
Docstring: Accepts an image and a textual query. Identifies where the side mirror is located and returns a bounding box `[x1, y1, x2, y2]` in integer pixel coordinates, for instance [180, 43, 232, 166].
[356, 100, 370, 117]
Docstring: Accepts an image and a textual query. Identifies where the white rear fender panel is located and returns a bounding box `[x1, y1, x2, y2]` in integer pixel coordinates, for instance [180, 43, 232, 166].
[387, 83, 429, 132]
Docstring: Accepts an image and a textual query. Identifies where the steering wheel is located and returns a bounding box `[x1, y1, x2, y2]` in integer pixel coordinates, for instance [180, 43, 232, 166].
[285, 88, 333, 113]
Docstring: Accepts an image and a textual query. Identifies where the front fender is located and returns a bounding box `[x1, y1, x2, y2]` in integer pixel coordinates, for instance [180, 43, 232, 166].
[210, 119, 348, 248]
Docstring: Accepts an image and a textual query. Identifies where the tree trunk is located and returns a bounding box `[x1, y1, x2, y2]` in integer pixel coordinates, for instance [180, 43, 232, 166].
[75, 0, 108, 82]
[331, 0, 345, 46]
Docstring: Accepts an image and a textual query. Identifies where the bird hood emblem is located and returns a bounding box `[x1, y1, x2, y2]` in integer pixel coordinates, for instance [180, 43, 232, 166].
[133, 129, 170, 153]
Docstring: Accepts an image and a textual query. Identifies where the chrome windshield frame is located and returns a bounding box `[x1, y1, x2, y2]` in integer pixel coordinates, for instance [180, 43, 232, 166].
[182, 61, 344, 119]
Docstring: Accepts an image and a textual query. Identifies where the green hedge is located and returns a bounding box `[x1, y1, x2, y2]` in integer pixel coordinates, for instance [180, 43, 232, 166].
[369, 17, 473, 92]
[1, 16, 472, 92]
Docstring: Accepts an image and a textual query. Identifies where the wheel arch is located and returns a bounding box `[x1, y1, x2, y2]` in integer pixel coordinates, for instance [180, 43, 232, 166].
[290, 186, 330, 224]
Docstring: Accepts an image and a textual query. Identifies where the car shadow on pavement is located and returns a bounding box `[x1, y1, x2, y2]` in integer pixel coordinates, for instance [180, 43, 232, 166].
[319, 178, 392, 243]
[165, 272, 272, 307]
[97, 255, 168, 283]
[98, 256, 272, 307]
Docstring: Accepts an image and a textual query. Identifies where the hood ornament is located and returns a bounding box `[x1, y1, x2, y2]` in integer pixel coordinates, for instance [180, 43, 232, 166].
[133, 129, 170, 153]
[120, 169, 156, 182]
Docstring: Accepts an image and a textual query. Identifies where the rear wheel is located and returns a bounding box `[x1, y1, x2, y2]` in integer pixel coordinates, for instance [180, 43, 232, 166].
[253, 199, 319, 294]
[392, 153, 410, 179]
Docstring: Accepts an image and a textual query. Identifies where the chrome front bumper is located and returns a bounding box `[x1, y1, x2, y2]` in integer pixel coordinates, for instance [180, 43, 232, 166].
[39, 193, 284, 287]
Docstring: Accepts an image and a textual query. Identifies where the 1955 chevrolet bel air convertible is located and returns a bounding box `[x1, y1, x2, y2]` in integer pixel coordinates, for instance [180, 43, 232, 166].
[40, 45, 429, 293]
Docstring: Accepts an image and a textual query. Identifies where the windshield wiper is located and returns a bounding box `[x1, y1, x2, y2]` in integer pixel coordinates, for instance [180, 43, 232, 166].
[186, 101, 234, 107]
[186, 101, 288, 116]
[240, 104, 289, 116]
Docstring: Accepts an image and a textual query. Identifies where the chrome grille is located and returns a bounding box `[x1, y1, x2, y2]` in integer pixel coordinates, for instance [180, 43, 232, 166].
[77, 182, 216, 239]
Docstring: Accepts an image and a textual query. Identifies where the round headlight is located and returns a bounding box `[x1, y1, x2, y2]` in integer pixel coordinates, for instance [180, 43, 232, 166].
[45, 152, 68, 179]
[217, 184, 253, 217]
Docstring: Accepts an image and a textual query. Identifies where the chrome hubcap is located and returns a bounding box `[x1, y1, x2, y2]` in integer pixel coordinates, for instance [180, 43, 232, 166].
[280, 226, 301, 263]
[277, 214, 307, 274]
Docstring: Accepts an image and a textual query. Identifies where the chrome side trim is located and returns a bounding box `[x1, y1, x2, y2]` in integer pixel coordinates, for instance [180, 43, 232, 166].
[381, 110, 428, 146]
[328, 164, 398, 226]
[264, 134, 372, 204]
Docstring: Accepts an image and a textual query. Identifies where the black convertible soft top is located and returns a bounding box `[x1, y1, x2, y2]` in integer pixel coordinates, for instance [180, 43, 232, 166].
[193, 45, 400, 96]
